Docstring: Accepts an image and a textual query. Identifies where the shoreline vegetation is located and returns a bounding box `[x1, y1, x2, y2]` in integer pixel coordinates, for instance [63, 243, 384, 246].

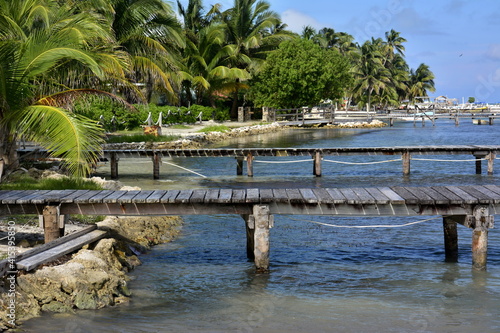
[0, 120, 386, 330]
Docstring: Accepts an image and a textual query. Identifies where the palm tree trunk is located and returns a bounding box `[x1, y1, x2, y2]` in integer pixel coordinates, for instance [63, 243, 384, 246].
[0, 125, 19, 181]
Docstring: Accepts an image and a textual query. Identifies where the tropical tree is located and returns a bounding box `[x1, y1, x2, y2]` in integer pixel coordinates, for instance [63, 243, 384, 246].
[0, 0, 127, 179]
[406, 63, 436, 102]
[250, 39, 352, 108]
[102, 0, 184, 103]
[221, 0, 290, 117]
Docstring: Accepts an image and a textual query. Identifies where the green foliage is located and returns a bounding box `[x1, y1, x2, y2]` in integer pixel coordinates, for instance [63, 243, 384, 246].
[250, 39, 352, 108]
[468, 97, 475, 103]
[106, 134, 179, 143]
[0, 174, 103, 190]
[197, 125, 231, 133]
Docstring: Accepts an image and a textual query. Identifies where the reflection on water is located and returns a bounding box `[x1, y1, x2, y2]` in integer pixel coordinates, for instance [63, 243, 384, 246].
[22, 120, 500, 332]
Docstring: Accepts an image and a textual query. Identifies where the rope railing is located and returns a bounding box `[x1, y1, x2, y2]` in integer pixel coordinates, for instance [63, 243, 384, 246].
[322, 158, 401, 165]
[288, 215, 443, 228]
[411, 157, 487, 162]
[254, 159, 312, 164]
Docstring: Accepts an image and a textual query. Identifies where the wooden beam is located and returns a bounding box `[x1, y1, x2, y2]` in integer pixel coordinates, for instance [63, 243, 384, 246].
[470, 205, 494, 270]
[242, 214, 255, 260]
[402, 151, 411, 175]
[247, 153, 254, 177]
[488, 153, 495, 175]
[153, 152, 161, 179]
[236, 157, 244, 176]
[313, 151, 322, 177]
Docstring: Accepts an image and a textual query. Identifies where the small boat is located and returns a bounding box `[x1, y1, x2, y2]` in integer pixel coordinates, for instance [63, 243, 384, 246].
[472, 119, 489, 125]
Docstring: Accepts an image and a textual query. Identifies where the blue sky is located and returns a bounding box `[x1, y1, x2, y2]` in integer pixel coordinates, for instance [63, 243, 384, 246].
[178, 0, 500, 103]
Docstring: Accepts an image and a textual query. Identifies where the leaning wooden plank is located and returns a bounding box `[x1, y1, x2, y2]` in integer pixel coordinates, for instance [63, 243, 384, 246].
[16, 230, 107, 271]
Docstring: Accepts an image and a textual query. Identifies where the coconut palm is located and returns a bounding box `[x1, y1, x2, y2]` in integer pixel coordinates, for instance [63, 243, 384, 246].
[0, 0, 126, 179]
[407, 63, 436, 102]
[103, 0, 184, 103]
[221, 0, 287, 117]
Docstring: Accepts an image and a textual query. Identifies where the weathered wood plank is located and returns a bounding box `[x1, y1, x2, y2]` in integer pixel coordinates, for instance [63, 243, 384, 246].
[351, 188, 376, 204]
[272, 189, 289, 203]
[74, 190, 105, 203]
[175, 190, 193, 203]
[14, 190, 51, 204]
[311, 188, 333, 204]
[444, 186, 478, 204]
[218, 189, 233, 203]
[205, 189, 220, 203]
[189, 189, 207, 203]
[102, 191, 129, 203]
[391, 187, 419, 204]
[125, 190, 155, 203]
[338, 188, 359, 204]
[231, 189, 246, 203]
[246, 189, 260, 203]
[484, 185, 500, 196]
[115, 190, 142, 203]
[403, 187, 435, 205]
[466, 186, 500, 203]
[1, 190, 33, 204]
[145, 190, 168, 203]
[458, 186, 497, 204]
[17, 229, 107, 271]
[160, 190, 181, 203]
[259, 189, 274, 203]
[299, 189, 318, 204]
[325, 188, 347, 204]
[286, 189, 303, 203]
[364, 188, 390, 204]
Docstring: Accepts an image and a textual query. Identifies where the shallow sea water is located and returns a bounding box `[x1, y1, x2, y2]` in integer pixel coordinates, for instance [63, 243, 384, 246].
[21, 120, 500, 332]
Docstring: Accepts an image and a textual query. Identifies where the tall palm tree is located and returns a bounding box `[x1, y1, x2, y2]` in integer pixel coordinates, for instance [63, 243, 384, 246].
[104, 0, 184, 103]
[0, 0, 126, 178]
[221, 0, 286, 117]
[407, 63, 436, 102]
[351, 39, 391, 112]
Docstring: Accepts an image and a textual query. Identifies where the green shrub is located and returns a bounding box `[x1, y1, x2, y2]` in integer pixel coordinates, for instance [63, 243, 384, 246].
[0, 174, 103, 190]
[106, 134, 179, 143]
[197, 125, 230, 133]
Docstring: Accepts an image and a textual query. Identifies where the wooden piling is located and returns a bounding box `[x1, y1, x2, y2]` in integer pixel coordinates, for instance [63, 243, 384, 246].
[455, 115, 459, 126]
[402, 151, 411, 175]
[489, 117, 494, 125]
[488, 153, 495, 175]
[474, 154, 484, 174]
[313, 151, 322, 177]
[153, 152, 161, 179]
[110, 152, 119, 180]
[252, 205, 272, 272]
[470, 206, 494, 271]
[247, 153, 254, 177]
[443, 216, 458, 262]
[236, 157, 244, 175]
[242, 214, 255, 260]
[43, 205, 60, 243]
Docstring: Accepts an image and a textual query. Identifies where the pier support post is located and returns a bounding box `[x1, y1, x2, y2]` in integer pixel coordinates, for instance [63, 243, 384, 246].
[252, 205, 273, 272]
[313, 151, 322, 177]
[110, 153, 119, 180]
[241, 214, 255, 260]
[488, 153, 495, 175]
[43, 205, 61, 243]
[455, 115, 459, 126]
[443, 216, 459, 262]
[236, 157, 244, 175]
[153, 152, 161, 179]
[489, 117, 494, 125]
[466, 206, 494, 270]
[402, 151, 411, 175]
[473, 153, 486, 174]
[247, 153, 254, 177]
[389, 118, 394, 127]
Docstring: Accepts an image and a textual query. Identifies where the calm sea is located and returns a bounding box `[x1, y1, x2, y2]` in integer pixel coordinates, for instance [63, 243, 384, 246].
[21, 119, 500, 332]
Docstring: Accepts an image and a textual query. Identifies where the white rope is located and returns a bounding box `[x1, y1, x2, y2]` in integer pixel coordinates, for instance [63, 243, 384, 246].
[412, 157, 486, 162]
[162, 161, 207, 178]
[254, 159, 312, 164]
[288, 215, 442, 228]
[322, 158, 401, 165]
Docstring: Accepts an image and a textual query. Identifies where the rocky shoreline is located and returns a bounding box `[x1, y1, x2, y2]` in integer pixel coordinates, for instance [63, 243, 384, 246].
[0, 119, 387, 330]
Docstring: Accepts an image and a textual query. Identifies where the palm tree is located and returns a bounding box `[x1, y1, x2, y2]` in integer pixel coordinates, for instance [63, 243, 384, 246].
[0, 0, 126, 179]
[351, 39, 391, 112]
[407, 63, 436, 102]
[104, 0, 184, 103]
[221, 0, 286, 117]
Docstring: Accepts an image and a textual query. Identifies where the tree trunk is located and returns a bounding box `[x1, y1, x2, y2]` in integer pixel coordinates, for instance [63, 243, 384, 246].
[0, 125, 20, 181]
[230, 79, 240, 119]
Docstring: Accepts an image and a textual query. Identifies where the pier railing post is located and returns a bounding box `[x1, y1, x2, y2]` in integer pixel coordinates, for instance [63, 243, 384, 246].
[252, 205, 273, 272]
[487, 153, 495, 175]
[473, 153, 486, 174]
[236, 157, 244, 175]
[402, 151, 411, 175]
[465, 205, 494, 270]
[313, 151, 322, 177]
[43, 205, 61, 243]
[241, 214, 255, 260]
[153, 152, 161, 179]
[110, 152, 119, 180]
[247, 153, 254, 177]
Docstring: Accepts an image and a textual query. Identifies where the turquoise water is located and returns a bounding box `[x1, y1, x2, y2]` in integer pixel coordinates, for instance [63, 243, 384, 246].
[21, 120, 500, 332]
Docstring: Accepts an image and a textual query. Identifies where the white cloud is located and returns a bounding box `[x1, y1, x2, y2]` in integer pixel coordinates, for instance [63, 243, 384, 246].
[281, 9, 323, 33]
[486, 44, 500, 60]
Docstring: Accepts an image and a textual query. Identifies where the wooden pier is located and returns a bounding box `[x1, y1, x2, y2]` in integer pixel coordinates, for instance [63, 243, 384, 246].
[1, 185, 498, 272]
[98, 145, 498, 179]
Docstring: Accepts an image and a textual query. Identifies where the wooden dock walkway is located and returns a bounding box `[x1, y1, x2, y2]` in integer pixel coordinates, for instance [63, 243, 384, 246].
[1, 185, 498, 272]
[18, 145, 498, 179]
